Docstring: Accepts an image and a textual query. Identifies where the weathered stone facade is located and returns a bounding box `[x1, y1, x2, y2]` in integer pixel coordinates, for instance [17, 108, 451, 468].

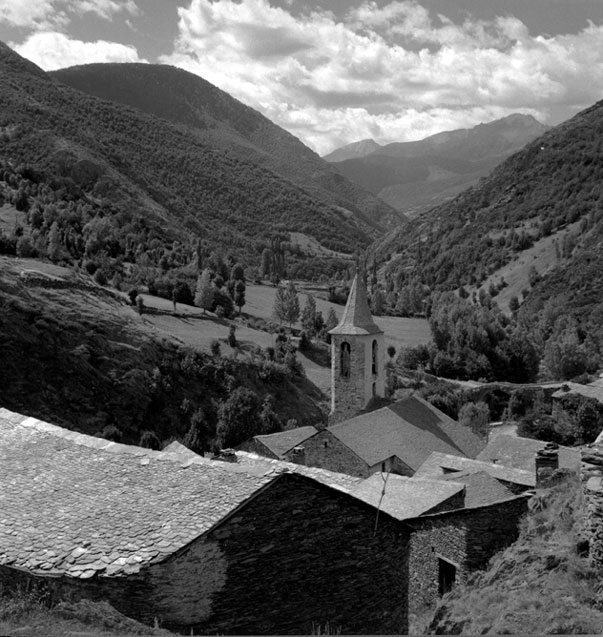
[581, 445, 603, 569]
[301, 429, 372, 477]
[406, 497, 529, 614]
[0, 474, 410, 635]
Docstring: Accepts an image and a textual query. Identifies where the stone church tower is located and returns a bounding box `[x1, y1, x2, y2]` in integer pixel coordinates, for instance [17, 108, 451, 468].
[328, 271, 385, 424]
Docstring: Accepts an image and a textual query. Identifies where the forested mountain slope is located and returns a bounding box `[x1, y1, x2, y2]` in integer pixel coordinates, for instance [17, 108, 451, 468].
[51, 63, 402, 233]
[0, 42, 388, 268]
[328, 115, 548, 217]
[372, 100, 603, 352]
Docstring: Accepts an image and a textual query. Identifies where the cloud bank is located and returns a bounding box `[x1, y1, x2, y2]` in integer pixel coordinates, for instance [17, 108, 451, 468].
[160, 0, 603, 154]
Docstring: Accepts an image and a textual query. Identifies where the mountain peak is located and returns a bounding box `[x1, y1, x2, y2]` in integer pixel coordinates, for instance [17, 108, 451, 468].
[323, 139, 382, 163]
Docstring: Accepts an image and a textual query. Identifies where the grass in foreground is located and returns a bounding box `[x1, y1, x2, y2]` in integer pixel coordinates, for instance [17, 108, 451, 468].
[0, 589, 172, 636]
[427, 474, 603, 634]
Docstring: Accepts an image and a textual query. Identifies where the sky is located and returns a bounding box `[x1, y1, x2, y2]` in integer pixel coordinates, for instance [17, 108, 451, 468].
[1, 0, 602, 155]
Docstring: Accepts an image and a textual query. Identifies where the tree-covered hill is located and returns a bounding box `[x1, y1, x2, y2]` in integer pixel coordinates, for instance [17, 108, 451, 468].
[50, 62, 402, 233]
[372, 99, 603, 354]
[0, 42, 391, 269]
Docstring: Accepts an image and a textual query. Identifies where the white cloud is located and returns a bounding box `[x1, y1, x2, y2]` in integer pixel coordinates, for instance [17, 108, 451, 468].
[159, 0, 603, 154]
[12, 32, 146, 71]
[0, 0, 138, 30]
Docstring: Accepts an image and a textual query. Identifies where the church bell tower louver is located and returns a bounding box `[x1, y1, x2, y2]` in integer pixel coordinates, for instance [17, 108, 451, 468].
[328, 271, 385, 424]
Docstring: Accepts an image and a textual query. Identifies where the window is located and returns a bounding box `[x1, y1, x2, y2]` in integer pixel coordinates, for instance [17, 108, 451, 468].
[438, 558, 457, 596]
[340, 341, 351, 377]
[372, 339, 378, 376]
[372, 382, 376, 397]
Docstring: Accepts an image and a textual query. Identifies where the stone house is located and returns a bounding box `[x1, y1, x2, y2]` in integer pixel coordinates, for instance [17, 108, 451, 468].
[0, 408, 411, 635]
[242, 395, 484, 478]
[344, 467, 530, 613]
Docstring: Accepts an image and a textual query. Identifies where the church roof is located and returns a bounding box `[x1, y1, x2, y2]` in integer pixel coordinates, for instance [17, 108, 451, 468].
[329, 273, 382, 336]
[328, 395, 485, 470]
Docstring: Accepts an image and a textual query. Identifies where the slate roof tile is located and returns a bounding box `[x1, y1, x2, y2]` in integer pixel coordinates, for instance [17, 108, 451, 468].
[251, 426, 319, 458]
[329, 273, 382, 336]
[0, 408, 274, 579]
[349, 474, 465, 520]
[476, 435, 580, 473]
[439, 470, 517, 508]
[414, 451, 536, 487]
[328, 395, 484, 470]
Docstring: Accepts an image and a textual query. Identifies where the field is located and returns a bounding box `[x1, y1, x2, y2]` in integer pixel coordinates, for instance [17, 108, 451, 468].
[141, 283, 431, 394]
[2, 258, 430, 397]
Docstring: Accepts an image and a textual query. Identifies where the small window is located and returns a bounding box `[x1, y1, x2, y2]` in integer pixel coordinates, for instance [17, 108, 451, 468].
[381, 462, 386, 472]
[372, 382, 376, 397]
[372, 339, 378, 376]
[340, 341, 351, 378]
[438, 558, 457, 596]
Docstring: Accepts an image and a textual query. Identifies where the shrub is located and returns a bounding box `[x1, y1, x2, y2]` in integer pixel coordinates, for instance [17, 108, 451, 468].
[139, 430, 160, 450]
[210, 339, 221, 357]
[93, 269, 107, 286]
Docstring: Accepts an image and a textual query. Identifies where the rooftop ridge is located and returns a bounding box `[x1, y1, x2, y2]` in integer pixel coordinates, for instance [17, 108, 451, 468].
[329, 273, 382, 336]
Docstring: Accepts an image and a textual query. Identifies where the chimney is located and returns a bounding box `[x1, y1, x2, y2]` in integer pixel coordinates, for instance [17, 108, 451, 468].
[213, 448, 238, 463]
[535, 442, 559, 488]
[289, 446, 306, 466]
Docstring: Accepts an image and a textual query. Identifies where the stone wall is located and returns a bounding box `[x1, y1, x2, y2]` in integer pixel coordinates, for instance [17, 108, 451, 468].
[406, 497, 529, 614]
[330, 334, 367, 424]
[302, 429, 370, 477]
[0, 474, 410, 635]
[580, 445, 603, 569]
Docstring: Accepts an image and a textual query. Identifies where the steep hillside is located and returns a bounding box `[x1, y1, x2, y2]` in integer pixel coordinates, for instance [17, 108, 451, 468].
[0, 256, 324, 445]
[330, 115, 548, 217]
[372, 100, 603, 352]
[426, 476, 603, 635]
[0, 42, 388, 270]
[51, 63, 402, 232]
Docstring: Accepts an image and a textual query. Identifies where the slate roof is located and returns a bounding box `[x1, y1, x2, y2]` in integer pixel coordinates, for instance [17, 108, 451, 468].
[251, 426, 319, 458]
[349, 474, 465, 520]
[329, 273, 382, 336]
[328, 395, 484, 470]
[233, 450, 363, 491]
[552, 382, 603, 404]
[439, 470, 517, 508]
[162, 440, 200, 459]
[414, 451, 535, 488]
[476, 435, 581, 473]
[0, 408, 281, 579]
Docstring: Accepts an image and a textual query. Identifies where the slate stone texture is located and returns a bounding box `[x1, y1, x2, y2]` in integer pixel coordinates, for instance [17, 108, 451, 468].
[0, 408, 410, 635]
[405, 496, 530, 614]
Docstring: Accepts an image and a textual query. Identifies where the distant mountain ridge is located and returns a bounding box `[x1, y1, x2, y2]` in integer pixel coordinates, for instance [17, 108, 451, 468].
[325, 114, 549, 218]
[51, 63, 403, 233]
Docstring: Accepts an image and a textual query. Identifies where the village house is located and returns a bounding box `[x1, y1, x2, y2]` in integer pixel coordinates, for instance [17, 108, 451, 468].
[0, 408, 411, 635]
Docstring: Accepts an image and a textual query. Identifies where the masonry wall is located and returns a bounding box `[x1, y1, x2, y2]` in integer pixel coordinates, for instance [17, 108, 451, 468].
[330, 334, 367, 424]
[406, 497, 529, 615]
[302, 429, 370, 477]
[0, 474, 410, 635]
[581, 445, 603, 569]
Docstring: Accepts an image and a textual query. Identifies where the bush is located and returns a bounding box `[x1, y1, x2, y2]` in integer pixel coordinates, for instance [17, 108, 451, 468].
[210, 339, 221, 357]
[139, 430, 161, 450]
[93, 269, 107, 286]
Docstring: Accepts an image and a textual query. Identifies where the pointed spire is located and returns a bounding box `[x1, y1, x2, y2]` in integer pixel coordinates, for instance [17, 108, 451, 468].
[329, 271, 382, 335]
